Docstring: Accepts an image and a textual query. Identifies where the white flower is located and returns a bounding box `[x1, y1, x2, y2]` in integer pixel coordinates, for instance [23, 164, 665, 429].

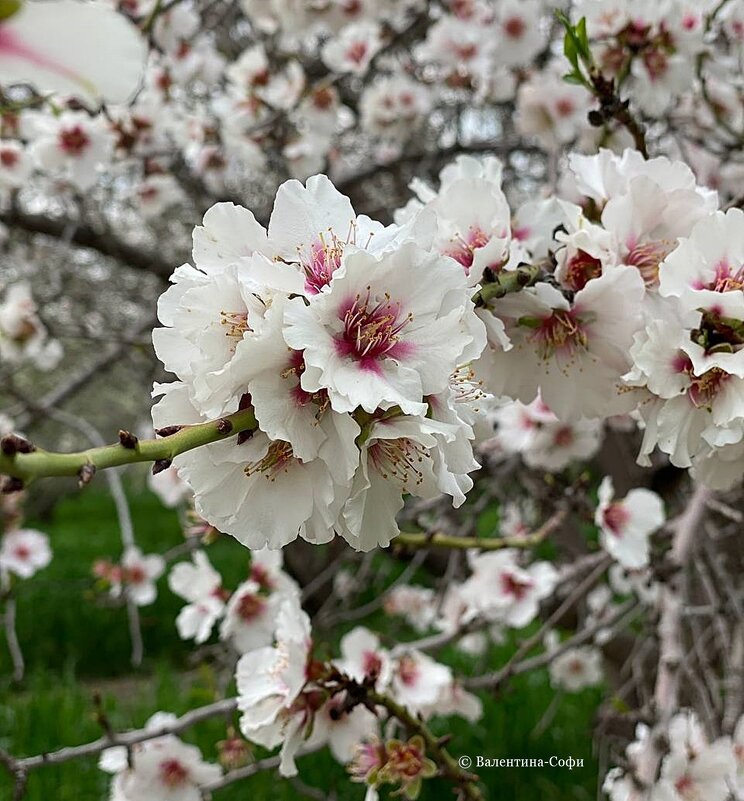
[321, 21, 383, 75]
[489, 397, 602, 471]
[267, 173, 416, 296]
[481, 267, 645, 421]
[652, 738, 735, 801]
[0, 141, 32, 194]
[236, 595, 312, 777]
[219, 580, 288, 654]
[284, 243, 483, 416]
[338, 415, 473, 551]
[153, 381, 358, 550]
[168, 551, 226, 644]
[153, 256, 300, 418]
[0, 529, 51, 579]
[390, 649, 452, 715]
[360, 76, 431, 143]
[336, 627, 393, 691]
[515, 67, 589, 151]
[549, 646, 604, 692]
[419, 681, 483, 723]
[113, 546, 165, 607]
[315, 697, 380, 764]
[135, 173, 184, 220]
[383, 585, 437, 633]
[493, 0, 547, 66]
[0, 282, 63, 370]
[0, 0, 146, 104]
[25, 111, 114, 190]
[595, 477, 665, 569]
[459, 549, 558, 628]
[100, 712, 221, 801]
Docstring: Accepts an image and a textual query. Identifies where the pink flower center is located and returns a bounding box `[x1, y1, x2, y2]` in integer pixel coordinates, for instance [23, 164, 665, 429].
[58, 125, 90, 156]
[643, 48, 669, 81]
[236, 591, 266, 622]
[159, 758, 189, 788]
[530, 309, 587, 361]
[454, 43, 478, 61]
[625, 239, 675, 286]
[139, 185, 159, 201]
[555, 98, 575, 118]
[397, 655, 420, 686]
[705, 261, 744, 293]
[125, 564, 146, 584]
[553, 426, 574, 448]
[336, 289, 412, 368]
[342, 0, 362, 17]
[687, 366, 729, 408]
[568, 658, 586, 675]
[369, 437, 429, 488]
[13, 544, 31, 561]
[362, 650, 383, 678]
[673, 774, 695, 797]
[500, 571, 533, 601]
[503, 16, 526, 39]
[445, 226, 491, 273]
[346, 41, 369, 66]
[303, 237, 343, 294]
[602, 503, 630, 535]
[0, 147, 19, 168]
[220, 310, 251, 340]
[244, 440, 295, 480]
[563, 250, 602, 291]
[250, 563, 275, 591]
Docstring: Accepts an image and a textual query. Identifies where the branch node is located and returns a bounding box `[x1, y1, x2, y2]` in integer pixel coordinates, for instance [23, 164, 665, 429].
[118, 430, 139, 449]
[155, 425, 183, 438]
[216, 419, 233, 435]
[152, 458, 173, 475]
[1, 434, 35, 456]
[78, 464, 96, 487]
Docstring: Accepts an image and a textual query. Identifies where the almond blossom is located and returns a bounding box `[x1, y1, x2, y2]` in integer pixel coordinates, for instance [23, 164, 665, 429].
[111, 546, 165, 607]
[481, 266, 645, 421]
[168, 550, 226, 644]
[595, 477, 665, 569]
[0, 281, 62, 370]
[24, 110, 115, 191]
[283, 243, 483, 416]
[0, 527, 51, 579]
[219, 578, 292, 654]
[549, 645, 604, 692]
[100, 713, 222, 801]
[0, 0, 146, 104]
[236, 595, 313, 777]
[459, 549, 558, 629]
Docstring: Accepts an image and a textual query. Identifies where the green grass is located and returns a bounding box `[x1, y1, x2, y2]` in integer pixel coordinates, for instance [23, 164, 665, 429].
[1, 483, 602, 800]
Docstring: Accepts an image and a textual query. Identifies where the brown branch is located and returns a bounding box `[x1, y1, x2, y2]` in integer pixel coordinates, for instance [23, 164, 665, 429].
[0, 208, 174, 280]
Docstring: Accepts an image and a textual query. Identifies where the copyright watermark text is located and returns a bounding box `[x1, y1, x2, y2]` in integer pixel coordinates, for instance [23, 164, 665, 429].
[458, 755, 585, 770]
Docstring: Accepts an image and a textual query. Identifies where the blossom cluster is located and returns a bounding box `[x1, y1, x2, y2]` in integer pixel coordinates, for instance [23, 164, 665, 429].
[604, 709, 744, 801]
[152, 166, 490, 551]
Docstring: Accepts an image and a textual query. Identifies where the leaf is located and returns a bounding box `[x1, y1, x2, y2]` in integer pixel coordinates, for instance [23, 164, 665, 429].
[563, 72, 589, 87]
[576, 17, 591, 60]
[563, 29, 579, 72]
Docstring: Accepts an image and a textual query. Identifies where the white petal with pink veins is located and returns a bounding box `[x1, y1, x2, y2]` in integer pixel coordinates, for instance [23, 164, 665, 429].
[0, 1, 147, 104]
